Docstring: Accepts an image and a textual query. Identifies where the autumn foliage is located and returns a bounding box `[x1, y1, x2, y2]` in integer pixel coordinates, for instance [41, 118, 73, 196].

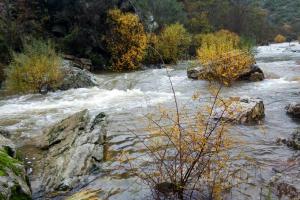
[5, 40, 62, 94]
[197, 30, 255, 86]
[157, 23, 191, 64]
[106, 9, 147, 71]
[274, 34, 286, 43]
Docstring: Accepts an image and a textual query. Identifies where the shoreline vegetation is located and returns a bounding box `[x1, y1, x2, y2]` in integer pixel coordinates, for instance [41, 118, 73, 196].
[0, 1, 300, 200]
[1, 0, 300, 92]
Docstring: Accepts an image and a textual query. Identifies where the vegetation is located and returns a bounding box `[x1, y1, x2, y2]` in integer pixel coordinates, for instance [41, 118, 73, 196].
[197, 30, 255, 86]
[106, 9, 147, 71]
[5, 39, 62, 94]
[119, 87, 252, 199]
[157, 23, 191, 64]
[274, 34, 287, 43]
[0, 149, 21, 176]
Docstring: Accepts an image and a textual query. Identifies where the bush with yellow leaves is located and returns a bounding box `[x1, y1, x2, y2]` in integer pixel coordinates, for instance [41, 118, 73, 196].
[157, 23, 191, 64]
[117, 86, 253, 199]
[197, 30, 255, 86]
[5, 39, 62, 94]
[274, 34, 286, 43]
[106, 9, 147, 71]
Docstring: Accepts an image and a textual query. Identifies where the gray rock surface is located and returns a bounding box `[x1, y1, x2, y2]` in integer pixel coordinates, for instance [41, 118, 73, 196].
[277, 128, 300, 150]
[58, 62, 98, 91]
[187, 65, 264, 82]
[213, 97, 265, 124]
[286, 103, 300, 118]
[0, 134, 32, 200]
[29, 110, 107, 198]
[238, 65, 265, 82]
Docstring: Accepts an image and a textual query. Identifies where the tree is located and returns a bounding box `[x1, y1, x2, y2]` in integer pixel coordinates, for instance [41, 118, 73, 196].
[274, 34, 286, 43]
[132, 0, 187, 32]
[197, 30, 255, 86]
[5, 39, 63, 94]
[157, 23, 191, 64]
[106, 9, 147, 71]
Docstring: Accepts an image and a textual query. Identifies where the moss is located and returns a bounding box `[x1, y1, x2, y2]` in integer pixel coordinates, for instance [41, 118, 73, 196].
[0, 149, 21, 176]
[10, 185, 31, 200]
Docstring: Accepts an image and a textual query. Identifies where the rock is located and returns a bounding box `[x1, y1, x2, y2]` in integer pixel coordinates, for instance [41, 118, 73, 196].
[278, 128, 300, 150]
[58, 62, 98, 91]
[187, 66, 208, 80]
[187, 65, 265, 82]
[238, 65, 265, 82]
[63, 55, 93, 71]
[286, 103, 300, 118]
[30, 110, 107, 198]
[0, 134, 32, 200]
[213, 97, 265, 124]
[155, 182, 178, 194]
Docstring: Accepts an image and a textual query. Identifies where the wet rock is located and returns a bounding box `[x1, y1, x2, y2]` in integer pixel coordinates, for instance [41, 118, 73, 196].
[286, 103, 300, 118]
[276, 182, 299, 199]
[155, 182, 178, 194]
[187, 65, 265, 82]
[213, 97, 265, 124]
[63, 55, 93, 71]
[277, 128, 300, 150]
[238, 65, 265, 82]
[31, 110, 107, 197]
[187, 66, 209, 80]
[58, 62, 98, 91]
[0, 135, 32, 200]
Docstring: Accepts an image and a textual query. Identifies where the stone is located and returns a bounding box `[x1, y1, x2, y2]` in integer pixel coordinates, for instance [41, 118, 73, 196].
[286, 103, 300, 118]
[0, 134, 32, 200]
[238, 65, 265, 82]
[213, 97, 265, 124]
[278, 128, 300, 150]
[29, 110, 107, 198]
[58, 62, 98, 91]
[187, 66, 208, 80]
[187, 65, 265, 82]
[63, 55, 93, 71]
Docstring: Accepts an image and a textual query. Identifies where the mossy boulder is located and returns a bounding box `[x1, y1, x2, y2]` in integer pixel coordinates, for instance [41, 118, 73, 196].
[0, 134, 31, 200]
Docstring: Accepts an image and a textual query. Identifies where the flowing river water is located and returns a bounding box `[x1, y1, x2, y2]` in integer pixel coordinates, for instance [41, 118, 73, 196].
[0, 42, 300, 199]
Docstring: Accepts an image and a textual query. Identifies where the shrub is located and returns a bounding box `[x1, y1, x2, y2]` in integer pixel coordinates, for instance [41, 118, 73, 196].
[274, 34, 286, 43]
[157, 23, 191, 64]
[197, 30, 255, 86]
[143, 33, 161, 64]
[106, 9, 147, 71]
[5, 39, 62, 94]
[118, 88, 252, 199]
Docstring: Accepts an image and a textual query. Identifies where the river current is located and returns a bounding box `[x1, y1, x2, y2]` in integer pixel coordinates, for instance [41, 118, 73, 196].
[0, 42, 300, 199]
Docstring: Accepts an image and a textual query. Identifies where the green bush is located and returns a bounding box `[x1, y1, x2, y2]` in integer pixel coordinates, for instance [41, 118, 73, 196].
[5, 39, 63, 94]
[157, 23, 191, 64]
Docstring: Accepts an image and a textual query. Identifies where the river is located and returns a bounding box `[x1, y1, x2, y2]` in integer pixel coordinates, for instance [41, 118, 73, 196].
[0, 42, 300, 199]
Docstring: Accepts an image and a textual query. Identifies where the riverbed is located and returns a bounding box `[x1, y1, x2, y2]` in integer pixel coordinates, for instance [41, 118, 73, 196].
[0, 42, 300, 199]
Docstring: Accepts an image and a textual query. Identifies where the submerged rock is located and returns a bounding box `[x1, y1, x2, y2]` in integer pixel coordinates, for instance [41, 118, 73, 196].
[0, 134, 32, 200]
[238, 65, 265, 82]
[213, 97, 265, 124]
[187, 65, 265, 82]
[286, 103, 300, 118]
[277, 128, 300, 150]
[58, 63, 98, 91]
[29, 110, 107, 198]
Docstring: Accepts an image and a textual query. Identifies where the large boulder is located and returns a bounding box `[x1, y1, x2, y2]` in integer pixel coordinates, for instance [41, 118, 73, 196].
[238, 65, 265, 82]
[58, 62, 99, 91]
[29, 110, 107, 198]
[187, 65, 264, 82]
[286, 103, 300, 118]
[0, 134, 32, 200]
[213, 97, 265, 124]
